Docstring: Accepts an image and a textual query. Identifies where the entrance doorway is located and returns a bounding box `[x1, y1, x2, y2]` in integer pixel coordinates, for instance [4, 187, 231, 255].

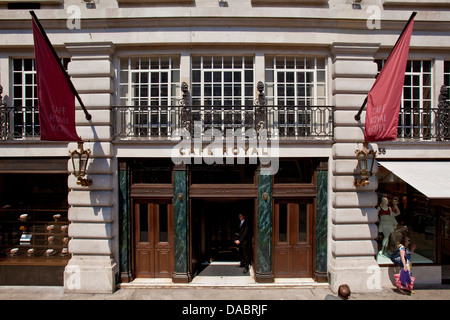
[133, 199, 173, 278]
[190, 199, 254, 277]
[273, 199, 314, 278]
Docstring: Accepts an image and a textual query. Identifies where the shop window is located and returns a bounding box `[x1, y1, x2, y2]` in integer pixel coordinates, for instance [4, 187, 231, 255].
[0, 173, 69, 285]
[376, 166, 437, 264]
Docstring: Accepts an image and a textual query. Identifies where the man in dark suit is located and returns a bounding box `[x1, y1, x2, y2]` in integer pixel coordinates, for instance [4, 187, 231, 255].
[235, 213, 251, 274]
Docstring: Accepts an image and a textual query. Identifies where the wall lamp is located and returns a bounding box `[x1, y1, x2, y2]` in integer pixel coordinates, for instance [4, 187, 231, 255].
[70, 141, 92, 187]
[352, 0, 362, 9]
[354, 141, 376, 187]
[83, 0, 96, 9]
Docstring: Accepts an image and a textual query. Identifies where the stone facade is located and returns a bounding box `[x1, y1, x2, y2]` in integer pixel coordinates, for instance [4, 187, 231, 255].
[0, 0, 449, 293]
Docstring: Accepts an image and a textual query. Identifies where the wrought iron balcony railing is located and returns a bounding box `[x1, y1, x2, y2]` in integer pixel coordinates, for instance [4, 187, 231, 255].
[397, 107, 450, 141]
[0, 106, 40, 140]
[1, 105, 449, 142]
[112, 105, 335, 141]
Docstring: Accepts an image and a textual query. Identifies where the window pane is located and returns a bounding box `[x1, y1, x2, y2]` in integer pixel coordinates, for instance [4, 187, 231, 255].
[265, 56, 327, 107]
[190, 56, 254, 106]
[279, 204, 287, 242]
[159, 204, 168, 243]
[139, 204, 149, 242]
[298, 204, 307, 242]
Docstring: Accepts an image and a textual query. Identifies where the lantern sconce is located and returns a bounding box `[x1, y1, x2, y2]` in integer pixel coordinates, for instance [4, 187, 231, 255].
[354, 140, 376, 187]
[70, 141, 92, 187]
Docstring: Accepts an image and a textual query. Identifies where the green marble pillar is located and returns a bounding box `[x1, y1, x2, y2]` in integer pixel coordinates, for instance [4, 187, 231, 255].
[172, 168, 191, 283]
[118, 162, 132, 283]
[255, 170, 274, 283]
[314, 168, 328, 282]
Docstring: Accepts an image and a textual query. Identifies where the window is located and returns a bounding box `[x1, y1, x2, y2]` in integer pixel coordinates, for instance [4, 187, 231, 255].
[191, 56, 254, 106]
[376, 167, 438, 264]
[265, 56, 329, 138]
[265, 56, 327, 107]
[119, 57, 180, 107]
[445, 61, 450, 91]
[11, 58, 70, 138]
[0, 173, 69, 286]
[376, 60, 432, 139]
[118, 57, 181, 137]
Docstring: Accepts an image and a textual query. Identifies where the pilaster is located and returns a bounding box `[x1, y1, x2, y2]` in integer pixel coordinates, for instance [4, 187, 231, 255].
[172, 165, 191, 283]
[255, 169, 274, 283]
[314, 161, 328, 282]
[328, 42, 381, 293]
[64, 42, 118, 293]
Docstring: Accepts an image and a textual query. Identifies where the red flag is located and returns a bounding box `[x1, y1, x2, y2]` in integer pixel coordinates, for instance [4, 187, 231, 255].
[32, 14, 80, 141]
[364, 14, 415, 142]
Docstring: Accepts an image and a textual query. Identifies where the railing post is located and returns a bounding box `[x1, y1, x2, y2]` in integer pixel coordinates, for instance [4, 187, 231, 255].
[254, 81, 267, 135]
[179, 82, 192, 134]
[0, 85, 13, 140]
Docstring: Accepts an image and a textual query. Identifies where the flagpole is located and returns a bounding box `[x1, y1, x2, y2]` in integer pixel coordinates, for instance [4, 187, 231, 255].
[30, 11, 92, 121]
[354, 11, 417, 121]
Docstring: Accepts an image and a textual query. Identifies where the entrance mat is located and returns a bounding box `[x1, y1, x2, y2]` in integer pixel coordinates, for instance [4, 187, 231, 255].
[197, 263, 249, 277]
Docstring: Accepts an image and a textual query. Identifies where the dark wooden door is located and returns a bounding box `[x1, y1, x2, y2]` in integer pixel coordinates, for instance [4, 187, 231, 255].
[134, 199, 173, 278]
[273, 200, 314, 278]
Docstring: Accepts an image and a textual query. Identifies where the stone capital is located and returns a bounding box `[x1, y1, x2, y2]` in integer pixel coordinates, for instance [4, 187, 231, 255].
[330, 42, 380, 62]
[65, 42, 115, 60]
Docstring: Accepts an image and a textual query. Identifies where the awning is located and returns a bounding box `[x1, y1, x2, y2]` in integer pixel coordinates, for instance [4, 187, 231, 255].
[378, 161, 450, 200]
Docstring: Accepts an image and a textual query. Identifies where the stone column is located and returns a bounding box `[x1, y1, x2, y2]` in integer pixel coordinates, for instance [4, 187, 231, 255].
[64, 42, 118, 293]
[172, 164, 191, 283]
[314, 161, 328, 282]
[328, 43, 381, 293]
[255, 168, 274, 283]
[118, 161, 132, 283]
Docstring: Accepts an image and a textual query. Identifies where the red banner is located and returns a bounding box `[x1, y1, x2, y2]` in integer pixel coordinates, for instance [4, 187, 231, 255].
[364, 16, 415, 142]
[32, 17, 80, 141]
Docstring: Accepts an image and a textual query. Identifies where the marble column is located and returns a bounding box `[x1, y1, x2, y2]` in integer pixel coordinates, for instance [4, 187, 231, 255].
[118, 161, 132, 283]
[255, 169, 274, 283]
[172, 165, 191, 283]
[314, 162, 328, 282]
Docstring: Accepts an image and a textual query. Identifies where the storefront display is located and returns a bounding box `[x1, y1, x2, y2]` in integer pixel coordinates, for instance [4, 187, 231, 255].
[0, 210, 68, 260]
[376, 166, 437, 265]
[0, 172, 69, 285]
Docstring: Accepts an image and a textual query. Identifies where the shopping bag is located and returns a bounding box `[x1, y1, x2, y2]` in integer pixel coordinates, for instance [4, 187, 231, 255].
[394, 269, 415, 290]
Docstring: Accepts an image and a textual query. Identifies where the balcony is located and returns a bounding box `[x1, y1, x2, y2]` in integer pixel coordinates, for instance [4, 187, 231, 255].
[397, 107, 450, 141]
[2, 105, 450, 142]
[0, 106, 40, 141]
[112, 105, 334, 141]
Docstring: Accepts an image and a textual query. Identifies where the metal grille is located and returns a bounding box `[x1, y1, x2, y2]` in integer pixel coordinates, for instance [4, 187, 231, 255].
[112, 105, 334, 140]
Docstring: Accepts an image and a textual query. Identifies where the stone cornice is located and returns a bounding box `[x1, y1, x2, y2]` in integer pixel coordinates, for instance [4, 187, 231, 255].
[1, 8, 450, 31]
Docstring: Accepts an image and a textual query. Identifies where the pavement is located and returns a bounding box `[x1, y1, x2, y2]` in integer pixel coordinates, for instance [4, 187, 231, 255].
[1, 263, 449, 301]
[0, 283, 450, 300]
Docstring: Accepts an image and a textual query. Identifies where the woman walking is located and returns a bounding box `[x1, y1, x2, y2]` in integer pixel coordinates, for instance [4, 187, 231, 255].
[391, 235, 416, 295]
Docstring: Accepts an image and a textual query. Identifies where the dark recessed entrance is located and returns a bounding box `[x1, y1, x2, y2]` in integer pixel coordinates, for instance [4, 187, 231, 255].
[190, 199, 254, 277]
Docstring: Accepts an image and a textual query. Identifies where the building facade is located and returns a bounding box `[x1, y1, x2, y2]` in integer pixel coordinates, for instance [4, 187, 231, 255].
[0, 0, 449, 293]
